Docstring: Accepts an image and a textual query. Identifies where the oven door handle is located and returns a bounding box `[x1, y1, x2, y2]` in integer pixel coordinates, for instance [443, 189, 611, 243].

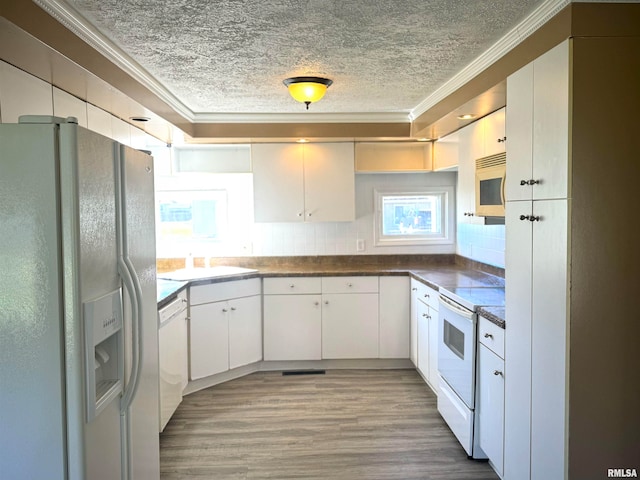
[439, 295, 474, 320]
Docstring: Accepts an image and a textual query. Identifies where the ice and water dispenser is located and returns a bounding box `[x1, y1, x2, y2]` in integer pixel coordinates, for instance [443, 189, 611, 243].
[83, 289, 124, 421]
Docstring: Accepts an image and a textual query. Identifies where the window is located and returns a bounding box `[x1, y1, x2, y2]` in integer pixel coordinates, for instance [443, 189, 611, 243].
[155, 173, 253, 257]
[157, 190, 227, 242]
[374, 188, 454, 246]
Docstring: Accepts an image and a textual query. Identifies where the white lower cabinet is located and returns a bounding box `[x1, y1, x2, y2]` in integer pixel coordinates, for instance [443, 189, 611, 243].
[189, 279, 262, 380]
[379, 276, 410, 358]
[477, 316, 506, 477]
[264, 276, 387, 361]
[263, 293, 322, 361]
[228, 294, 263, 369]
[190, 300, 229, 379]
[322, 292, 379, 359]
[410, 278, 439, 394]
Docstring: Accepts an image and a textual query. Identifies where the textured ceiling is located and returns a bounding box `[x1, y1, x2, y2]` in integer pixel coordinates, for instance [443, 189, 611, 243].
[65, 0, 545, 115]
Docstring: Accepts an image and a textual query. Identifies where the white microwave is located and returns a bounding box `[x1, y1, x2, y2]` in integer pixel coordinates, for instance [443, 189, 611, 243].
[475, 152, 506, 217]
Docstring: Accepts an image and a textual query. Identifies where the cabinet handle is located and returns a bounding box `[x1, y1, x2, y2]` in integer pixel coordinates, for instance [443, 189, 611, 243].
[521, 215, 541, 222]
[424, 293, 430, 299]
[422, 313, 428, 317]
[307, 212, 312, 217]
[314, 301, 320, 306]
[412, 287, 417, 291]
[324, 300, 329, 305]
[181, 298, 187, 304]
[520, 179, 540, 186]
[494, 370, 503, 376]
[297, 212, 303, 217]
[230, 307, 236, 311]
[464, 212, 475, 217]
[222, 308, 228, 313]
[497, 136, 507, 143]
[289, 284, 295, 288]
[484, 333, 493, 339]
[347, 283, 353, 287]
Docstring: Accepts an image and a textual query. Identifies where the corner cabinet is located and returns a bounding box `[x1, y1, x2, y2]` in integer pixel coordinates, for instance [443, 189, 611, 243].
[189, 278, 262, 380]
[252, 142, 355, 222]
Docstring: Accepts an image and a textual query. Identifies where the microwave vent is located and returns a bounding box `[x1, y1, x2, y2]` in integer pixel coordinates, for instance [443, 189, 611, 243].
[476, 152, 506, 170]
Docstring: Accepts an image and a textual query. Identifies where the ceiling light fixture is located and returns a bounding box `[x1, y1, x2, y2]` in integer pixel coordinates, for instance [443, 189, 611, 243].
[283, 76, 333, 110]
[457, 113, 476, 120]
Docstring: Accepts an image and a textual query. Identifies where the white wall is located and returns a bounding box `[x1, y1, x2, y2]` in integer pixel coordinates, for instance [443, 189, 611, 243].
[252, 171, 457, 256]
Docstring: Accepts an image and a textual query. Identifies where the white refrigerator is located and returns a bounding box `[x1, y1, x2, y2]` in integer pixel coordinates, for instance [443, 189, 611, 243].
[0, 116, 160, 479]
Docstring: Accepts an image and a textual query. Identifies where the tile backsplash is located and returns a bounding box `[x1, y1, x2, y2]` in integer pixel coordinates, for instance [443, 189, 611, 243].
[456, 222, 505, 268]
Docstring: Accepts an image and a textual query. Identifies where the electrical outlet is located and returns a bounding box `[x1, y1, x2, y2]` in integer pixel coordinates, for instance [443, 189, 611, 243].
[356, 239, 365, 252]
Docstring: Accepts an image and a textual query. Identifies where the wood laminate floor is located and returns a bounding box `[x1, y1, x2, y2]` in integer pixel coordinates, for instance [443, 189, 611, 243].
[160, 369, 499, 480]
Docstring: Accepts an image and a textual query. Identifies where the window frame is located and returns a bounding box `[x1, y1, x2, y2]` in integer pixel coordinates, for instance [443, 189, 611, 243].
[373, 187, 454, 247]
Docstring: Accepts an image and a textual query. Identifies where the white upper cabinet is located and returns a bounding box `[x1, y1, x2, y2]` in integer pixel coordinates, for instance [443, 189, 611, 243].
[0, 62, 53, 123]
[252, 142, 355, 223]
[53, 87, 88, 127]
[355, 142, 432, 172]
[483, 108, 506, 157]
[506, 63, 534, 202]
[506, 41, 570, 201]
[457, 122, 485, 225]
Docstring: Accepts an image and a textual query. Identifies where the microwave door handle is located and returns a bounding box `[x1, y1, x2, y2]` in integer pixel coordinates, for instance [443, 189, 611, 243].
[501, 173, 506, 206]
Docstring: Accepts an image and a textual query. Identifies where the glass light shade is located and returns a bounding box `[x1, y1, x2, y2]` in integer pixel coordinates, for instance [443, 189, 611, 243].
[283, 77, 333, 109]
[288, 82, 328, 104]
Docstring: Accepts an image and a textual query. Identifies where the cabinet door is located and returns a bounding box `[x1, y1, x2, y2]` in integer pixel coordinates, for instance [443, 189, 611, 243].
[483, 108, 506, 156]
[322, 293, 378, 359]
[416, 300, 430, 379]
[252, 143, 305, 222]
[303, 143, 355, 222]
[531, 199, 569, 480]
[427, 307, 439, 394]
[228, 295, 262, 369]
[478, 344, 505, 476]
[0, 62, 53, 123]
[506, 63, 534, 201]
[379, 276, 410, 358]
[53, 87, 88, 128]
[532, 41, 569, 200]
[409, 281, 419, 367]
[263, 294, 322, 361]
[189, 301, 229, 380]
[504, 201, 533, 480]
[457, 122, 484, 225]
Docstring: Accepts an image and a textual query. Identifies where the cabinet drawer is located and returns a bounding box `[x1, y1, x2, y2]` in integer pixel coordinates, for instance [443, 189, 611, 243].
[190, 278, 261, 305]
[411, 279, 439, 311]
[321, 276, 379, 294]
[478, 316, 505, 359]
[263, 277, 321, 295]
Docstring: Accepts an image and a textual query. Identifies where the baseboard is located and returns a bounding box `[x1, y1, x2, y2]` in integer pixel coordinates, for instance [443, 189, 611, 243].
[184, 358, 414, 395]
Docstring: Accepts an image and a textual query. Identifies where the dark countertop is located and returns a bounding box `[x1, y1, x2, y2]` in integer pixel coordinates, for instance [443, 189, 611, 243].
[155, 258, 506, 327]
[157, 279, 188, 308]
[478, 306, 506, 329]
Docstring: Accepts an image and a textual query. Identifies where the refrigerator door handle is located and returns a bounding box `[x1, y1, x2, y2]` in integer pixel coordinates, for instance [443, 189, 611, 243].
[119, 257, 143, 412]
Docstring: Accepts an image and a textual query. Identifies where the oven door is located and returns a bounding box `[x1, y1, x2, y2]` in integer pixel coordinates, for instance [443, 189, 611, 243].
[438, 295, 477, 409]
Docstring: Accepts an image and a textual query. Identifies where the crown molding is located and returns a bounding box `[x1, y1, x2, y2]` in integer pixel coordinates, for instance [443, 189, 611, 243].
[192, 112, 411, 124]
[33, 0, 195, 121]
[35, 0, 572, 126]
[409, 0, 571, 121]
